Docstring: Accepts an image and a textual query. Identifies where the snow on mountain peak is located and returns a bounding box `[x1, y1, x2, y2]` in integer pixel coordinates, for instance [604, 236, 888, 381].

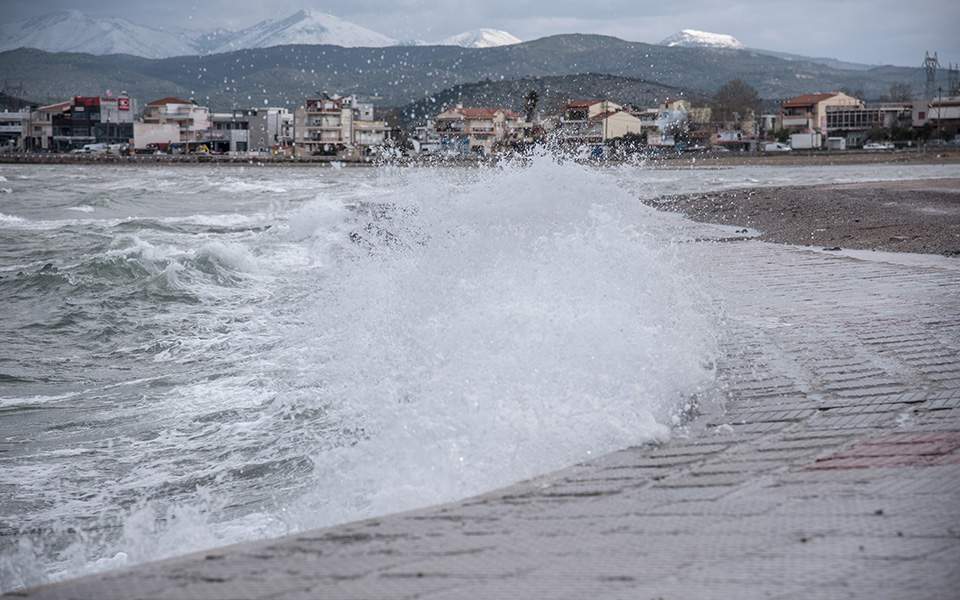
[214, 10, 397, 51]
[660, 29, 745, 50]
[440, 29, 522, 48]
[0, 10, 196, 58]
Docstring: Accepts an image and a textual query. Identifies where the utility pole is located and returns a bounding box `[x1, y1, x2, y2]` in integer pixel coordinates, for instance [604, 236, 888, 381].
[937, 86, 943, 141]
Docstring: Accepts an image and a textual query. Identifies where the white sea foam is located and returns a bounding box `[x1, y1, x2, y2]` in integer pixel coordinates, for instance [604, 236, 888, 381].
[0, 212, 26, 225]
[218, 180, 288, 194]
[271, 155, 718, 525]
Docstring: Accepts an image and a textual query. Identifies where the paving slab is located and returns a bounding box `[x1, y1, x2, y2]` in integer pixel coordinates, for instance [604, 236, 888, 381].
[7, 239, 960, 599]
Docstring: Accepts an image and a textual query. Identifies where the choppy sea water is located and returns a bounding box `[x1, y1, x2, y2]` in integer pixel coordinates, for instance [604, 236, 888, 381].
[0, 158, 957, 590]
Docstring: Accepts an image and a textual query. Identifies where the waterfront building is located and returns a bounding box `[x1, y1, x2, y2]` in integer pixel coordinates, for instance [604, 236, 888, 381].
[923, 95, 960, 137]
[209, 108, 292, 154]
[410, 120, 442, 154]
[141, 97, 211, 145]
[22, 101, 70, 151]
[557, 100, 645, 145]
[433, 105, 527, 155]
[28, 95, 136, 152]
[294, 94, 391, 159]
[0, 109, 31, 150]
[779, 92, 862, 136]
[825, 102, 913, 146]
[132, 122, 180, 151]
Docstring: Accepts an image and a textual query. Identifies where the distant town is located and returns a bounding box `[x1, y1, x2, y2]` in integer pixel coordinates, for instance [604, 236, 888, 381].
[1, 71, 959, 162]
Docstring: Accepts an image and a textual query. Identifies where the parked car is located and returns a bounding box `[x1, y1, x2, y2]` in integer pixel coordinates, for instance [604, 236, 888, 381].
[80, 143, 109, 154]
[863, 142, 894, 151]
[764, 142, 792, 152]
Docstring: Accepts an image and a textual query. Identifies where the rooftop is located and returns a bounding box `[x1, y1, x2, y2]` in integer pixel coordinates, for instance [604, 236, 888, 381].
[782, 92, 842, 108]
[147, 97, 195, 107]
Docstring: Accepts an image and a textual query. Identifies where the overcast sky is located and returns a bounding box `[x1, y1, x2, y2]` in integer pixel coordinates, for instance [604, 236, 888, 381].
[7, 0, 959, 67]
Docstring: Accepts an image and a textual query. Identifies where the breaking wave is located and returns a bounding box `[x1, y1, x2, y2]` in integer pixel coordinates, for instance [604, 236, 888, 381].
[1, 156, 718, 590]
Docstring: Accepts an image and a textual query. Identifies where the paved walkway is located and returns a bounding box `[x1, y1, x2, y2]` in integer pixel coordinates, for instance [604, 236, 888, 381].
[9, 238, 960, 599]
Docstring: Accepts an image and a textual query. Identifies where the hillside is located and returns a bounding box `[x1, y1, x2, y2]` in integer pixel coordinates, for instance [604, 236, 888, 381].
[397, 74, 702, 126]
[0, 34, 925, 109]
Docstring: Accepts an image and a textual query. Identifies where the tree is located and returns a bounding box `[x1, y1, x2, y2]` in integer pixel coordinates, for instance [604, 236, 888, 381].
[840, 87, 865, 101]
[711, 79, 760, 123]
[523, 90, 539, 123]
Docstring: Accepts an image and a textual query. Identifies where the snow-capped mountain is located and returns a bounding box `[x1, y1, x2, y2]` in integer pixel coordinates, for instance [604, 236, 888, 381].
[659, 29, 745, 50]
[0, 10, 196, 58]
[212, 10, 396, 52]
[440, 29, 522, 48]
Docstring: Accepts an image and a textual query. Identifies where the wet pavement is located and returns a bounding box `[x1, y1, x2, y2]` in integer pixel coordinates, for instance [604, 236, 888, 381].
[8, 237, 960, 600]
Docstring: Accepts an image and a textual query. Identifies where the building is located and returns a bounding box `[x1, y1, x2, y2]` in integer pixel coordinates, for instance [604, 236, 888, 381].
[34, 96, 136, 152]
[22, 101, 70, 151]
[410, 120, 442, 154]
[557, 100, 646, 145]
[433, 105, 526, 156]
[141, 97, 211, 145]
[133, 122, 181, 152]
[923, 95, 960, 137]
[780, 92, 862, 135]
[825, 103, 913, 146]
[207, 108, 293, 154]
[0, 109, 31, 150]
[294, 94, 391, 159]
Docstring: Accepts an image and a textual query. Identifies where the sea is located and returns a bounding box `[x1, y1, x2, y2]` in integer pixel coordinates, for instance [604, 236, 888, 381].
[0, 157, 957, 590]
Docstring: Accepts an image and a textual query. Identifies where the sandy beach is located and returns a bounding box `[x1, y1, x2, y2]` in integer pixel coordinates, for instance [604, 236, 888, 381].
[647, 178, 960, 256]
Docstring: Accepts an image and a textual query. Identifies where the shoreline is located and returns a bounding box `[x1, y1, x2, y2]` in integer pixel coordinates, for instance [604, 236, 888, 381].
[2, 148, 960, 168]
[646, 178, 960, 256]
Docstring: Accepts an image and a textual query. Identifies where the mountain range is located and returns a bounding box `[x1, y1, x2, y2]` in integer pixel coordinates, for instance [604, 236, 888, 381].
[0, 10, 523, 58]
[0, 34, 923, 111]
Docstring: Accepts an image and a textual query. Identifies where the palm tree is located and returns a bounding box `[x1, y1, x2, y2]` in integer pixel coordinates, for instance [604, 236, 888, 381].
[523, 90, 540, 122]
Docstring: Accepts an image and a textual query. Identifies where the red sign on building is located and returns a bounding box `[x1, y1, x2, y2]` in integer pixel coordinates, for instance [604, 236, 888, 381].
[118, 97, 130, 111]
[74, 96, 101, 108]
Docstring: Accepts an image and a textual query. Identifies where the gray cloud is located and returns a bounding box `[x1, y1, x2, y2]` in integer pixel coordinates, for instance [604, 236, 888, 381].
[5, 0, 959, 66]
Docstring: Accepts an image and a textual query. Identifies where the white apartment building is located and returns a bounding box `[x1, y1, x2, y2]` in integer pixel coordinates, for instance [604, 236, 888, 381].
[140, 97, 211, 144]
[294, 94, 390, 158]
[0, 109, 31, 150]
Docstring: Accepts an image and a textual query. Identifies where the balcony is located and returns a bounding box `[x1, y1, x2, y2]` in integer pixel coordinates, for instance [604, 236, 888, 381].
[781, 116, 812, 128]
[208, 130, 249, 142]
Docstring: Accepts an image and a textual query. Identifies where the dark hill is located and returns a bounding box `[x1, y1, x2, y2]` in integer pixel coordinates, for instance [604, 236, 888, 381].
[396, 73, 704, 126]
[0, 35, 925, 109]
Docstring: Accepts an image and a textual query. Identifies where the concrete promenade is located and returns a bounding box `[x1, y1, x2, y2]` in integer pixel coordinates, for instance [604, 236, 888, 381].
[9, 236, 960, 599]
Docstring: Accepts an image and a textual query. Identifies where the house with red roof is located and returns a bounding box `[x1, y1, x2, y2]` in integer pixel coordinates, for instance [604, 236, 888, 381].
[779, 92, 862, 135]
